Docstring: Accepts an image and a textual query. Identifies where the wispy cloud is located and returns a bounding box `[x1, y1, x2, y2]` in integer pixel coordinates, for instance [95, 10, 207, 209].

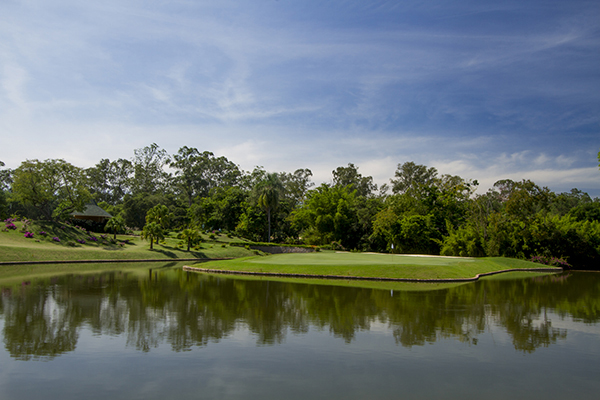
[0, 0, 598, 196]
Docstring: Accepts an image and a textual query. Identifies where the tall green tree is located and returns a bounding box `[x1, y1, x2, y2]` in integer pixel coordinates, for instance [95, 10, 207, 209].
[255, 173, 284, 242]
[189, 186, 247, 232]
[11, 159, 90, 220]
[292, 184, 359, 247]
[0, 161, 10, 219]
[0, 160, 11, 192]
[86, 158, 132, 204]
[131, 143, 171, 195]
[170, 147, 241, 206]
[391, 161, 438, 195]
[332, 163, 377, 198]
[280, 168, 314, 207]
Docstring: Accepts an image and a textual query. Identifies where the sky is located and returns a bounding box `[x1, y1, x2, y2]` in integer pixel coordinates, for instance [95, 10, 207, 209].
[1, 0, 599, 196]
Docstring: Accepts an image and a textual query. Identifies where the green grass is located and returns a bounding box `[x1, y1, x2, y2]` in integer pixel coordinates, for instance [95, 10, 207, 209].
[1, 220, 561, 284]
[196, 252, 561, 281]
[0, 220, 256, 280]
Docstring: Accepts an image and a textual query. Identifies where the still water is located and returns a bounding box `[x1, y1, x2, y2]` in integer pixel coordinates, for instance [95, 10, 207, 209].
[0, 268, 599, 399]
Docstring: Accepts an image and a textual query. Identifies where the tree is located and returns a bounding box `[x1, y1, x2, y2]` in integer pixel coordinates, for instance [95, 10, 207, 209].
[391, 162, 437, 195]
[239, 166, 268, 191]
[0, 160, 11, 192]
[503, 180, 552, 221]
[549, 189, 592, 216]
[255, 173, 284, 242]
[86, 158, 132, 204]
[332, 163, 377, 198]
[189, 186, 248, 232]
[0, 161, 10, 219]
[11, 159, 90, 220]
[170, 147, 241, 206]
[291, 184, 358, 247]
[122, 193, 165, 229]
[178, 227, 202, 251]
[104, 215, 126, 240]
[141, 222, 163, 250]
[131, 143, 171, 195]
[146, 204, 171, 244]
[280, 168, 314, 207]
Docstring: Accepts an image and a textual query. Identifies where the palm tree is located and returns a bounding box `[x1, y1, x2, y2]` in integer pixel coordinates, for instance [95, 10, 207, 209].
[104, 215, 126, 240]
[146, 204, 171, 244]
[255, 173, 284, 242]
[141, 222, 163, 250]
[178, 227, 201, 251]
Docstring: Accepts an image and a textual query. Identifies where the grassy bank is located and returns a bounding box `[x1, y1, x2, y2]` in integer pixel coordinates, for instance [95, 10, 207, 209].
[1, 220, 560, 283]
[194, 252, 561, 281]
[0, 220, 256, 280]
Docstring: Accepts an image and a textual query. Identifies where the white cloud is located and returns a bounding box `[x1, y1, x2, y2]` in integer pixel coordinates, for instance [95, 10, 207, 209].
[0, 0, 598, 199]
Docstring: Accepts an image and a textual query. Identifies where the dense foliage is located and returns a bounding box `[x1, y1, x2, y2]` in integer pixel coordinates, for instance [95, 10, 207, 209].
[2, 147, 599, 268]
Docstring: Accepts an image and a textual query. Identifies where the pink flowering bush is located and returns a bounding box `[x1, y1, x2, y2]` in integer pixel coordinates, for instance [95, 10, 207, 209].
[529, 255, 571, 269]
[24, 232, 34, 239]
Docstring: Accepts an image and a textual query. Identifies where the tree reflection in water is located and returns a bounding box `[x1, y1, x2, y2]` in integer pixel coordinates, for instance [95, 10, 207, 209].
[1, 270, 597, 360]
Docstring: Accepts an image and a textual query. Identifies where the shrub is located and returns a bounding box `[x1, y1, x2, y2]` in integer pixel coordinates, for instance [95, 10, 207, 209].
[530, 255, 571, 269]
[24, 232, 34, 238]
[77, 239, 86, 244]
[52, 237, 61, 242]
[5, 222, 17, 230]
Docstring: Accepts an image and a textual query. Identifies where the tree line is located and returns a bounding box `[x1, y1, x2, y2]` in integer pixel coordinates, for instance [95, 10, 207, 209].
[1, 145, 600, 267]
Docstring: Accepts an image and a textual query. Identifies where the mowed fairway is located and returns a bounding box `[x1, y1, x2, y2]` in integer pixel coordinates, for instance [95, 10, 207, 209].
[195, 252, 560, 281]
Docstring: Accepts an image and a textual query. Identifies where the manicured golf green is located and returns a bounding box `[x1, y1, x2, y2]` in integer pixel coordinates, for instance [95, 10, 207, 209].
[195, 252, 560, 281]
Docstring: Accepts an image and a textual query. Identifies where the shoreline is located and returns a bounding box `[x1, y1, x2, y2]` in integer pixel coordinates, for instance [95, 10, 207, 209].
[0, 258, 231, 266]
[182, 265, 563, 283]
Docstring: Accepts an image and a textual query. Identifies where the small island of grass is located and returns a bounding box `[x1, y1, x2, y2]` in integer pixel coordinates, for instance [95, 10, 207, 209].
[185, 252, 562, 282]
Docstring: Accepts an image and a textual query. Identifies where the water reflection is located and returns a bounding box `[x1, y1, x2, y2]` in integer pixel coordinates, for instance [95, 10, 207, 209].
[1, 270, 598, 361]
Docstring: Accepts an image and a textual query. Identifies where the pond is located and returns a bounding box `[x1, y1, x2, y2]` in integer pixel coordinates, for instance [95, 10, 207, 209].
[0, 267, 599, 399]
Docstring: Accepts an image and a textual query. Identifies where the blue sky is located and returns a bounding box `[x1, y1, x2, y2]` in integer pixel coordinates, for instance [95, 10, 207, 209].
[1, 0, 599, 195]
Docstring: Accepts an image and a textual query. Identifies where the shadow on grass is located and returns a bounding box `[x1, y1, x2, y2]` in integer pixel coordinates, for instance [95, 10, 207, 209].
[151, 249, 178, 258]
[149, 248, 207, 259]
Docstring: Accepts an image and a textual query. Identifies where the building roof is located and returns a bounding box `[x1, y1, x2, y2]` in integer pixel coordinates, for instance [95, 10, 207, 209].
[71, 202, 113, 219]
